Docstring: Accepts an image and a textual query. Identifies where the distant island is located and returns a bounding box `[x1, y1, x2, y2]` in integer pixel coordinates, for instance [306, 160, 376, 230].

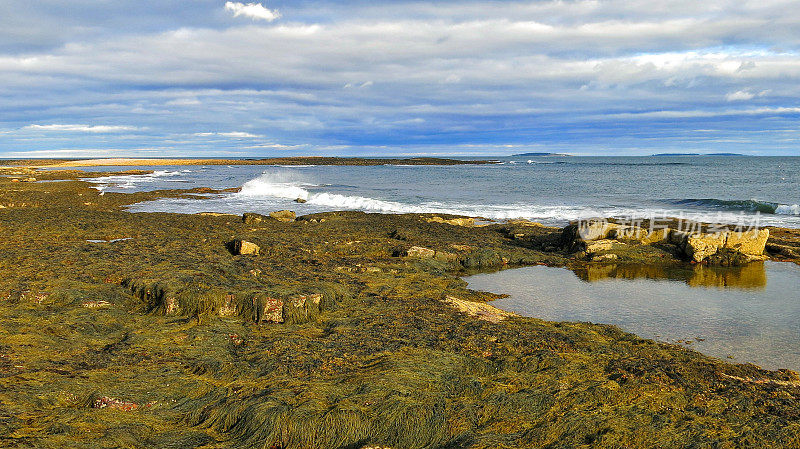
[512, 152, 570, 157]
[651, 152, 747, 157]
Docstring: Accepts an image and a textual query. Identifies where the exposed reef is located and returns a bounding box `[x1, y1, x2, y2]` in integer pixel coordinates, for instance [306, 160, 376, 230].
[1, 165, 800, 448]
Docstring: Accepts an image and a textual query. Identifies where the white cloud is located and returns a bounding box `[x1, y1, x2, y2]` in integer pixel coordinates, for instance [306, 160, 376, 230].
[165, 97, 201, 106]
[194, 131, 262, 138]
[22, 124, 139, 133]
[224, 2, 280, 22]
[607, 107, 800, 119]
[726, 89, 771, 101]
[726, 90, 755, 101]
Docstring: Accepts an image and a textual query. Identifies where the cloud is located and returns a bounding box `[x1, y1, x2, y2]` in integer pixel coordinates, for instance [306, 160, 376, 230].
[726, 90, 756, 101]
[22, 124, 139, 133]
[726, 89, 770, 101]
[2, 1, 800, 155]
[194, 131, 263, 138]
[607, 107, 800, 119]
[224, 2, 280, 22]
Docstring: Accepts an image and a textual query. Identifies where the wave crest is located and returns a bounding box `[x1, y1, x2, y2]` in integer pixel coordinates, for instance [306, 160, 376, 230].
[672, 198, 799, 215]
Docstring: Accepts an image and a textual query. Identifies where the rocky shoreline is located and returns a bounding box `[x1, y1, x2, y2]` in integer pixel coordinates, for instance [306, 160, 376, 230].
[2, 164, 800, 448]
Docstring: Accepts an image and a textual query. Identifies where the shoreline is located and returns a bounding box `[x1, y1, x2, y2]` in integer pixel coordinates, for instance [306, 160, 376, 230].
[2, 164, 800, 447]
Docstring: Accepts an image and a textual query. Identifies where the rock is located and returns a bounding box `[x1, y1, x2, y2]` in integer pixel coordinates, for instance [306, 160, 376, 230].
[425, 216, 475, 227]
[584, 239, 621, 254]
[725, 229, 769, 255]
[232, 240, 260, 256]
[294, 198, 307, 203]
[197, 212, 237, 217]
[593, 253, 619, 261]
[443, 296, 516, 323]
[291, 293, 322, 308]
[270, 210, 296, 222]
[680, 229, 769, 263]
[576, 221, 622, 241]
[93, 396, 138, 411]
[406, 246, 436, 258]
[563, 221, 769, 264]
[164, 296, 179, 315]
[22, 177, 36, 182]
[506, 219, 545, 227]
[242, 212, 268, 224]
[451, 244, 473, 252]
[685, 232, 728, 263]
[767, 243, 799, 258]
[258, 296, 284, 323]
[609, 225, 652, 241]
[219, 294, 238, 317]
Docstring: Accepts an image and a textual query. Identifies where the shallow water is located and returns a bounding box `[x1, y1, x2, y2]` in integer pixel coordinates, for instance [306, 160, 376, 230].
[464, 261, 800, 372]
[70, 155, 800, 228]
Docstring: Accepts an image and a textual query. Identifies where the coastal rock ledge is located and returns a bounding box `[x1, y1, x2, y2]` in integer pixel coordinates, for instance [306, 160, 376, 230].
[563, 220, 769, 263]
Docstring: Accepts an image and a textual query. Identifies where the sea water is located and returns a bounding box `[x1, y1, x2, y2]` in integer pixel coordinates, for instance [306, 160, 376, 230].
[75, 155, 800, 228]
[465, 261, 800, 372]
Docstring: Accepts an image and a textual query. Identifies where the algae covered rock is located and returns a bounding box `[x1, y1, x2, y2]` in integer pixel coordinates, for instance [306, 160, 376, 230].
[443, 295, 516, 323]
[424, 216, 475, 227]
[269, 210, 296, 222]
[231, 239, 260, 255]
[242, 212, 268, 224]
[406, 246, 436, 258]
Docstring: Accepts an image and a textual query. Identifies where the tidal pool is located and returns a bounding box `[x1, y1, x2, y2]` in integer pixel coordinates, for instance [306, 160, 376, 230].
[464, 261, 800, 372]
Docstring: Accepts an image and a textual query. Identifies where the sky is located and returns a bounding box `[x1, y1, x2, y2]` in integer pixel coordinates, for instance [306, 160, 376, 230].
[1, 0, 800, 158]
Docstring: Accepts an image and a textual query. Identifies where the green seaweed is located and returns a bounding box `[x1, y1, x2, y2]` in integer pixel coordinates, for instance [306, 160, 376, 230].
[1, 165, 800, 448]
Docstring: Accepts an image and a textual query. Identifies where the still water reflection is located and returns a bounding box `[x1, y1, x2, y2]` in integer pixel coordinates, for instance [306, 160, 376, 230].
[464, 261, 800, 372]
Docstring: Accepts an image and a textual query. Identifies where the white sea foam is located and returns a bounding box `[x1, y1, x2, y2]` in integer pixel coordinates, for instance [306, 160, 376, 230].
[776, 204, 800, 215]
[232, 173, 782, 225]
[85, 170, 183, 191]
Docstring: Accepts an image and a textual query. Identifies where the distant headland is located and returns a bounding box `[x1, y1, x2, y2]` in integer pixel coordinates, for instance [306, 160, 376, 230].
[651, 152, 747, 157]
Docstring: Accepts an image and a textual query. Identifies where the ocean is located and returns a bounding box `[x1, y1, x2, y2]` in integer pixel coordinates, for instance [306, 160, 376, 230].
[77, 155, 800, 228]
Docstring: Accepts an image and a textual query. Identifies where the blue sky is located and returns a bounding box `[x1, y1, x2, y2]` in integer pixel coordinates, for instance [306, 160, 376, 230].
[1, 0, 800, 157]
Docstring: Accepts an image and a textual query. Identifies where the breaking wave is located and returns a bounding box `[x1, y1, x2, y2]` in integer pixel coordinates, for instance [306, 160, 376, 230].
[672, 198, 800, 215]
[85, 170, 184, 191]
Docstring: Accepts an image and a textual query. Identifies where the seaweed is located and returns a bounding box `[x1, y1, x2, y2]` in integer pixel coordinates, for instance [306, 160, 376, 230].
[1, 165, 800, 448]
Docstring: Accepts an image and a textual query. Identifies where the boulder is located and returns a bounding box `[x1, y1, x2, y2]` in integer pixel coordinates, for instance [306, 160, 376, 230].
[242, 212, 268, 224]
[270, 210, 296, 222]
[443, 296, 516, 323]
[576, 221, 621, 241]
[584, 239, 621, 254]
[232, 240, 260, 256]
[725, 229, 769, 255]
[685, 232, 728, 263]
[406, 246, 436, 258]
[563, 220, 769, 264]
[294, 198, 307, 203]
